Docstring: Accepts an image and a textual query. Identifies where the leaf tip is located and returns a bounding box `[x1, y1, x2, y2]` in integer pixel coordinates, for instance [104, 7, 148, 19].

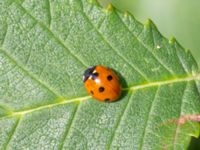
[169, 36, 176, 44]
[106, 3, 113, 11]
[169, 37, 191, 54]
[124, 11, 129, 17]
[185, 48, 191, 53]
[169, 37, 189, 52]
[144, 19, 152, 28]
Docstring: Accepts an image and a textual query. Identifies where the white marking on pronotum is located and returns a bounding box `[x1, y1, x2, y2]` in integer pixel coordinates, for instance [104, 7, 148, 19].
[89, 76, 92, 80]
[93, 70, 97, 73]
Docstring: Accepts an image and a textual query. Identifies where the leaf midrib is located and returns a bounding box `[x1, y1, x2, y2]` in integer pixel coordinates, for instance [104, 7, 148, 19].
[0, 0, 199, 121]
[0, 74, 198, 121]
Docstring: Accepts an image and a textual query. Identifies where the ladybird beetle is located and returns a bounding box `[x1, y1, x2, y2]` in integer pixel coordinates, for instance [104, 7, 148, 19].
[83, 66, 121, 102]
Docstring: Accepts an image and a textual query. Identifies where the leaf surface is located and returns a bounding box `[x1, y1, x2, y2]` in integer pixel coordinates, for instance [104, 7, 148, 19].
[0, 0, 200, 149]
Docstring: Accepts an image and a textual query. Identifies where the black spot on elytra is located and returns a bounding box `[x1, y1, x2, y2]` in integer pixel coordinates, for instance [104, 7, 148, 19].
[107, 75, 113, 81]
[90, 90, 94, 95]
[104, 98, 110, 102]
[99, 87, 105, 92]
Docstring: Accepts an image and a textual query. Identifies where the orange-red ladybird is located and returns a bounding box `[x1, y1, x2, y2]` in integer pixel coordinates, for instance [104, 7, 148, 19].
[83, 66, 121, 102]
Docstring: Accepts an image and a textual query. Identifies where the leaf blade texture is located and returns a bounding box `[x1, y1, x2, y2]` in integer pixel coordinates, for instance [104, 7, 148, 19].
[0, 0, 200, 149]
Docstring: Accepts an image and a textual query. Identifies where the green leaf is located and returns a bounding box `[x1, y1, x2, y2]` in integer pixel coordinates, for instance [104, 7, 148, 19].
[0, 0, 200, 149]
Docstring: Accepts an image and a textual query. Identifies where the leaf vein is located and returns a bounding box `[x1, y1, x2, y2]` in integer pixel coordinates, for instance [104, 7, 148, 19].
[46, 0, 52, 28]
[1, 22, 8, 46]
[59, 103, 81, 150]
[172, 82, 188, 149]
[106, 93, 134, 149]
[174, 42, 190, 74]
[80, 1, 150, 82]
[139, 87, 160, 150]
[116, 12, 177, 78]
[0, 48, 61, 98]
[4, 116, 21, 150]
[14, 1, 88, 67]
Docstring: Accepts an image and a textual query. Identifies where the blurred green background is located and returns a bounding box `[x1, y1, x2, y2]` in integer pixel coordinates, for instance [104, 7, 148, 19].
[98, 0, 200, 66]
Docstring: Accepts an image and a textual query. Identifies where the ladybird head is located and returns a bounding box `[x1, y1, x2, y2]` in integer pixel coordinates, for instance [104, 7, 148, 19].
[83, 66, 96, 82]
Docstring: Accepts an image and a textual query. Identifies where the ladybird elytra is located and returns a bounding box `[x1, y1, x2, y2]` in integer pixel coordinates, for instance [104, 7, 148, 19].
[83, 65, 121, 102]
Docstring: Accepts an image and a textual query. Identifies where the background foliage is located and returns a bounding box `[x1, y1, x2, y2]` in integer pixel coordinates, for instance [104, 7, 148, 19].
[99, 0, 200, 66]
